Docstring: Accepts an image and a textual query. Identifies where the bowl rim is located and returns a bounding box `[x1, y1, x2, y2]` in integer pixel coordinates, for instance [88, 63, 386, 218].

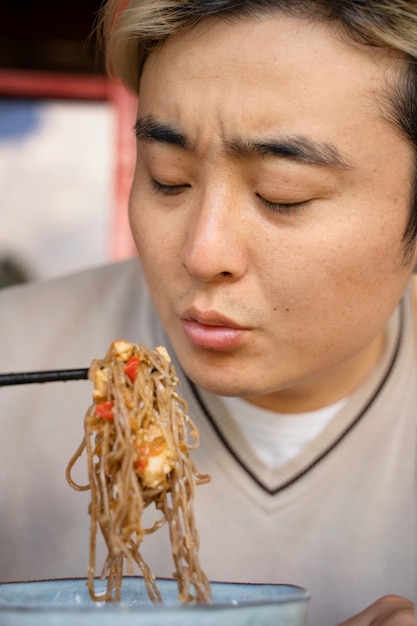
[0, 576, 310, 613]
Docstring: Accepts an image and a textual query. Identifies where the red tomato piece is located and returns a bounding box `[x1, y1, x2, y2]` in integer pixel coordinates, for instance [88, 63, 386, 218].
[124, 356, 140, 382]
[95, 400, 114, 421]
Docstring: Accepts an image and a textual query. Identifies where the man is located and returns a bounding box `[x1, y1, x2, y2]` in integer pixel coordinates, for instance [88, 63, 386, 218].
[0, 1, 415, 624]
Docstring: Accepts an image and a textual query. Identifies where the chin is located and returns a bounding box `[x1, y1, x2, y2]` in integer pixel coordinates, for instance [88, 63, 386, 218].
[179, 359, 263, 398]
[171, 339, 278, 397]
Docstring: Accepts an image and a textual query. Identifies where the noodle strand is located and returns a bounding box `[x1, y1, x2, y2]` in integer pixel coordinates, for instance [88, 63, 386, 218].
[66, 340, 211, 604]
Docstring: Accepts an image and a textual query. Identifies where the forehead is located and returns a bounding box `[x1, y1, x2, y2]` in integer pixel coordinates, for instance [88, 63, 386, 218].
[137, 13, 408, 158]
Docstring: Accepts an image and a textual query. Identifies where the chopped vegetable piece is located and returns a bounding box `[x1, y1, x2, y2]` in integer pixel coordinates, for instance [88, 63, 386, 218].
[124, 355, 140, 382]
[95, 401, 114, 421]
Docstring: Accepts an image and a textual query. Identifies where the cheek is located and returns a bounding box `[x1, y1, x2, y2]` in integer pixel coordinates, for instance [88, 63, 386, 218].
[128, 189, 181, 276]
[313, 235, 398, 300]
[128, 197, 148, 253]
[264, 208, 410, 326]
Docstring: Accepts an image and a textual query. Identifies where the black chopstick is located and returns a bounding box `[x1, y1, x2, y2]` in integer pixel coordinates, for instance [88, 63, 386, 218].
[0, 368, 89, 386]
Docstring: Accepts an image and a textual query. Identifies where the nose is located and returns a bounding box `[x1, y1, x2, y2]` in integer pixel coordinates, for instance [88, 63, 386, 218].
[181, 187, 248, 282]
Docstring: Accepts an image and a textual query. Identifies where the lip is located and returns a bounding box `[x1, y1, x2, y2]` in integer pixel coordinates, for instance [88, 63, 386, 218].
[181, 308, 248, 351]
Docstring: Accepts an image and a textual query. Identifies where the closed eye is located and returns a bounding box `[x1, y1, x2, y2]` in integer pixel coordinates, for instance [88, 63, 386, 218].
[151, 178, 190, 195]
[256, 194, 309, 215]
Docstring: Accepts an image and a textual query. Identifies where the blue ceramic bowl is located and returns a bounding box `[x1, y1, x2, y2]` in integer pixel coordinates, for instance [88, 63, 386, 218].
[0, 577, 309, 625]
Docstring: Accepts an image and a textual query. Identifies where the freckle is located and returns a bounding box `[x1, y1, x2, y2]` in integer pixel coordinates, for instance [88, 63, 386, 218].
[285, 308, 290, 312]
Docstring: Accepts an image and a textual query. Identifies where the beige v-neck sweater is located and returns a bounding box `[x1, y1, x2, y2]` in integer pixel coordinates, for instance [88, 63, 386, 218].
[0, 258, 415, 625]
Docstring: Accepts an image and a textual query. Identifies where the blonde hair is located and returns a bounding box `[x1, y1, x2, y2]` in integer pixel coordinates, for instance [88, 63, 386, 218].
[100, 0, 417, 93]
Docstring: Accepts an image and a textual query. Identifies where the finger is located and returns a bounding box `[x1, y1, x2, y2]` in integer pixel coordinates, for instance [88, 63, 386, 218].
[338, 595, 415, 626]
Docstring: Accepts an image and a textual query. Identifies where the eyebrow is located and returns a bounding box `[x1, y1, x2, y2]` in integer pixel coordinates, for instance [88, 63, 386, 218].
[134, 115, 352, 169]
[134, 116, 190, 149]
[225, 137, 352, 169]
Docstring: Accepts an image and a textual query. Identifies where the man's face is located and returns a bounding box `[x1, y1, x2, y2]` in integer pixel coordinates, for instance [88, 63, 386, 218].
[130, 13, 417, 412]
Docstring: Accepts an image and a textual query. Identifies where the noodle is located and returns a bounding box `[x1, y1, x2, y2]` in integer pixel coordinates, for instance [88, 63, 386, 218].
[66, 340, 211, 604]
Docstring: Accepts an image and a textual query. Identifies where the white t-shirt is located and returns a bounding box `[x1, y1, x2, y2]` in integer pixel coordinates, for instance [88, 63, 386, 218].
[221, 396, 347, 468]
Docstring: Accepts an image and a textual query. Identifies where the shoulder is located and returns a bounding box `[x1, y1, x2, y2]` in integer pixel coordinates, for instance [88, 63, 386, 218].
[0, 257, 141, 302]
[0, 257, 151, 370]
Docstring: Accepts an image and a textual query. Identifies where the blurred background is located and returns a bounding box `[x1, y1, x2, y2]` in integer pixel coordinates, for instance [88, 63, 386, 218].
[0, 0, 137, 287]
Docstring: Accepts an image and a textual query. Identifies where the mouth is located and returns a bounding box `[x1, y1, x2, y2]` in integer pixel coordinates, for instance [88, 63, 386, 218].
[181, 308, 249, 351]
